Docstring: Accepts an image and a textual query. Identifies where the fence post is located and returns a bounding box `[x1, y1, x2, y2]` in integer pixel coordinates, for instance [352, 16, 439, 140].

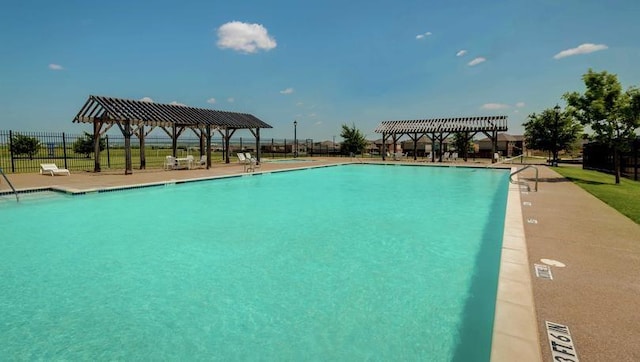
[271, 138, 274, 158]
[284, 139, 287, 158]
[106, 135, 111, 168]
[62, 132, 68, 169]
[9, 130, 15, 173]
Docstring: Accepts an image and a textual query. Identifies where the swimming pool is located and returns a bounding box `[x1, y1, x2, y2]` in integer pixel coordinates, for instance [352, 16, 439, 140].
[0, 164, 509, 360]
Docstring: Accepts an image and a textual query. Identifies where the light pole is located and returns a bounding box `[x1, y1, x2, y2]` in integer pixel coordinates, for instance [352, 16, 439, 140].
[553, 104, 560, 167]
[293, 120, 298, 157]
[332, 135, 336, 154]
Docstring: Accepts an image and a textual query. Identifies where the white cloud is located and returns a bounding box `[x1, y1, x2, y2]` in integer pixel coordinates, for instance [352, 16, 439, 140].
[516, 102, 525, 107]
[468, 57, 486, 66]
[140, 97, 154, 102]
[48, 63, 63, 70]
[170, 101, 187, 106]
[227, 97, 235, 103]
[280, 87, 294, 95]
[416, 31, 432, 40]
[481, 103, 509, 110]
[553, 43, 608, 59]
[206, 98, 216, 104]
[456, 50, 467, 57]
[314, 121, 323, 126]
[296, 102, 304, 106]
[217, 21, 277, 54]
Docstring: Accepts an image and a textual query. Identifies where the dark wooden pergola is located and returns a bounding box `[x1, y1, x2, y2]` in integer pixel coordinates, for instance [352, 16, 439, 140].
[72, 95, 272, 174]
[374, 116, 508, 162]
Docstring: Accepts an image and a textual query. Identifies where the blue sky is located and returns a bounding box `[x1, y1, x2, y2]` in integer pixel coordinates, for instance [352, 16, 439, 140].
[1, 0, 639, 141]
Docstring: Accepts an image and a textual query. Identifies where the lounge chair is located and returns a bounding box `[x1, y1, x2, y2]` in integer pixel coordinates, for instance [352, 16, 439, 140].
[245, 153, 260, 170]
[237, 153, 253, 172]
[40, 163, 70, 176]
[392, 152, 405, 161]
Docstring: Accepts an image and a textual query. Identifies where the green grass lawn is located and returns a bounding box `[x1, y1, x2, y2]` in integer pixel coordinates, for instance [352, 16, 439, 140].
[554, 166, 640, 225]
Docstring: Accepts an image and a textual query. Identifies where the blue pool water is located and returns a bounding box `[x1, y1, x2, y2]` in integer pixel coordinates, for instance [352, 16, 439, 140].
[0, 165, 509, 360]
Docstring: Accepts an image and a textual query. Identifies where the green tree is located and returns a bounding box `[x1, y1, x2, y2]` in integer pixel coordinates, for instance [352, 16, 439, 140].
[73, 132, 106, 158]
[340, 123, 368, 155]
[522, 106, 583, 165]
[564, 69, 640, 184]
[452, 132, 474, 161]
[10, 134, 40, 159]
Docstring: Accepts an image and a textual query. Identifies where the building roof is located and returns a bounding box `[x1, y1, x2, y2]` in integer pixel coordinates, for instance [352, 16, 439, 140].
[72, 95, 272, 129]
[477, 133, 522, 142]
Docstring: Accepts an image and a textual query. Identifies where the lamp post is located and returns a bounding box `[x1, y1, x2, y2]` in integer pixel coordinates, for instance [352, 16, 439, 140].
[553, 104, 560, 167]
[333, 135, 336, 154]
[293, 120, 298, 157]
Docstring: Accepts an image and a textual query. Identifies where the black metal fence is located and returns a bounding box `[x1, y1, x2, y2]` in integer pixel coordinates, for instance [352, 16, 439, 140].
[583, 138, 640, 180]
[0, 130, 356, 174]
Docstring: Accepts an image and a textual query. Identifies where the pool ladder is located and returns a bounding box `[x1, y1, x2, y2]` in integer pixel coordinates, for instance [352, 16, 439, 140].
[0, 167, 19, 202]
[510, 165, 538, 192]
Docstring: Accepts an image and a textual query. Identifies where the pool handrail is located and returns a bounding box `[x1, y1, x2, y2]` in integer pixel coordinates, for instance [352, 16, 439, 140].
[0, 167, 19, 202]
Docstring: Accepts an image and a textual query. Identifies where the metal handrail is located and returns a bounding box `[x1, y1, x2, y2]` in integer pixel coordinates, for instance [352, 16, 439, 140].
[0, 167, 19, 202]
[486, 155, 526, 168]
[510, 165, 538, 192]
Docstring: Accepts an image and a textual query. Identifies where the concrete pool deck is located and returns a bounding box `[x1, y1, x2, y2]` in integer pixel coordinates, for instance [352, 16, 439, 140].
[2, 158, 639, 360]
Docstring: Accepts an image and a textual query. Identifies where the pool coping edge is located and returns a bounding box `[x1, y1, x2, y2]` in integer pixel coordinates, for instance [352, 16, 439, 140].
[490, 168, 542, 361]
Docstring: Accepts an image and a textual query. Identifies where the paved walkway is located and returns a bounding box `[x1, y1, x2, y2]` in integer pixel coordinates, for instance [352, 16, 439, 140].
[2, 159, 639, 360]
[518, 165, 640, 361]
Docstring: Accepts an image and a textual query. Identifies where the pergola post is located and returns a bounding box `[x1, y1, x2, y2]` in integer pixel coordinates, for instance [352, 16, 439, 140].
[491, 129, 498, 163]
[199, 130, 205, 158]
[93, 120, 102, 172]
[412, 132, 418, 160]
[124, 121, 132, 174]
[221, 128, 236, 164]
[431, 133, 436, 162]
[139, 125, 146, 170]
[255, 128, 261, 163]
[172, 126, 178, 157]
[381, 133, 387, 160]
[206, 125, 212, 169]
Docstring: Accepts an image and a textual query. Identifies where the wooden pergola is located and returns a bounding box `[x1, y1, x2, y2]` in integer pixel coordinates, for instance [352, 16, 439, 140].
[374, 116, 508, 162]
[72, 95, 272, 174]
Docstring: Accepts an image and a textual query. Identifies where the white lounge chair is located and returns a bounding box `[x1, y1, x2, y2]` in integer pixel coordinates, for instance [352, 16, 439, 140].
[237, 153, 253, 172]
[245, 153, 260, 169]
[40, 163, 70, 176]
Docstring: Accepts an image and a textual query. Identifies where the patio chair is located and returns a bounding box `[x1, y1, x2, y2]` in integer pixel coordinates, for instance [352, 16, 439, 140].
[245, 153, 260, 170]
[164, 156, 177, 170]
[40, 163, 70, 176]
[195, 155, 206, 168]
[185, 155, 195, 169]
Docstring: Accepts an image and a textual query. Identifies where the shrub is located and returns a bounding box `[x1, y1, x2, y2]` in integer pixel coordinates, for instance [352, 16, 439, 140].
[73, 132, 106, 158]
[10, 134, 41, 159]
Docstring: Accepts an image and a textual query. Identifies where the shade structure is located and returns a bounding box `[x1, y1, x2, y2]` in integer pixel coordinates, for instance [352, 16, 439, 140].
[72, 95, 272, 173]
[374, 116, 508, 162]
